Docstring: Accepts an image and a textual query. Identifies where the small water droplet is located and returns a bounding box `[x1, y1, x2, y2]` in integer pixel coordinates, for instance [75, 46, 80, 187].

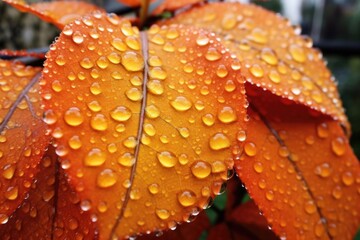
[244, 142, 257, 156]
[148, 183, 159, 194]
[209, 133, 231, 150]
[202, 113, 215, 126]
[170, 96, 192, 111]
[97, 169, 117, 188]
[90, 114, 108, 131]
[218, 106, 237, 123]
[156, 209, 170, 220]
[157, 151, 177, 168]
[126, 87, 143, 101]
[110, 106, 132, 122]
[205, 48, 221, 61]
[289, 45, 306, 63]
[249, 64, 264, 78]
[178, 190, 197, 207]
[191, 161, 211, 179]
[331, 137, 346, 156]
[84, 148, 106, 166]
[80, 57, 94, 69]
[121, 51, 144, 71]
[118, 153, 135, 167]
[72, 31, 84, 44]
[64, 107, 84, 126]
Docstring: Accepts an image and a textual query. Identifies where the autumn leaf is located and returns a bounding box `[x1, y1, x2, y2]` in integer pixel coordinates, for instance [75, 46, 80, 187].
[3, 0, 105, 29]
[118, 0, 204, 15]
[0, 146, 98, 239]
[235, 88, 360, 239]
[0, 49, 45, 59]
[163, 2, 350, 130]
[41, 12, 247, 239]
[0, 59, 50, 225]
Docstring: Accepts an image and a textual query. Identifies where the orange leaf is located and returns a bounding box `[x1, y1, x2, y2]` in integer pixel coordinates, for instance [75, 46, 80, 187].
[162, 2, 349, 130]
[41, 13, 247, 238]
[234, 93, 360, 239]
[0, 59, 50, 224]
[118, 0, 203, 15]
[3, 0, 105, 29]
[0, 146, 98, 239]
[0, 50, 45, 59]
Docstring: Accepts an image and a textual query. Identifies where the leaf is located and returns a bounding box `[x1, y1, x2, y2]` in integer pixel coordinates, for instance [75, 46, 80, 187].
[0, 50, 45, 59]
[162, 2, 350, 130]
[234, 92, 360, 239]
[0, 146, 98, 239]
[3, 0, 106, 29]
[41, 13, 247, 238]
[118, 0, 204, 15]
[0, 59, 50, 225]
[137, 211, 209, 240]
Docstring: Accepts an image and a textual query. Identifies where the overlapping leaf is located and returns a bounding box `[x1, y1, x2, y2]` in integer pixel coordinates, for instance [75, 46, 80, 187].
[0, 146, 98, 239]
[236, 88, 360, 239]
[41, 12, 247, 238]
[164, 2, 349, 130]
[0, 59, 49, 225]
[3, 0, 105, 29]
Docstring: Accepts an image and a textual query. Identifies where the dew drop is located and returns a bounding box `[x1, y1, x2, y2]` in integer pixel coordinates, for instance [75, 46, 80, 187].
[123, 136, 137, 149]
[249, 64, 264, 78]
[253, 162, 264, 173]
[148, 183, 159, 194]
[147, 80, 164, 95]
[317, 123, 329, 138]
[68, 135, 82, 150]
[170, 96, 192, 111]
[72, 31, 84, 44]
[331, 137, 346, 156]
[202, 113, 215, 126]
[90, 114, 108, 131]
[55, 55, 66, 66]
[64, 107, 84, 126]
[265, 190, 274, 201]
[237, 130, 247, 142]
[90, 82, 102, 95]
[211, 161, 226, 173]
[191, 161, 211, 179]
[218, 106, 237, 123]
[2, 164, 15, 180]
[196, 34, 209, 46]
[314, 163, 332, 178]
[80, 57, 94, 69]
[205, 47, 221, 61]
[97, 169, 117, 188]
[111, 38, 127, 51]
[332, 185, 342, 199]
[110, 106, 132, 122]
[178, 190, 197, 207]
[216, 65, 228, 78]
[209, 133, 231, 150]
[84, 148, 106, 166]
[221, 14, 237, 30]
[304, 200, 316, 214]
[5, 186, 18, 200]
[125, 36, 140, 50]
[244, 142, 257, 157]
[121, 51, 144, 71]
[268, 70, 281, 83]
[126, 87, 143, 101]
[260, 48, 278, 65]
[145, 104, 160, 119]
[157, 151, 177, 168]
[341, 171, 354, 186]
[88, 100, 101, 112]
[118, 153, 135, 167]
[156, 209, 170, 220]
[289, 45, 306, 63]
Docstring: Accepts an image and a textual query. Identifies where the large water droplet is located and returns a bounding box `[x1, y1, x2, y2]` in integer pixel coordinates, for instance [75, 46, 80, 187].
[157, 151, 177, 168]
[178, 190, 197, 207]
[121, 51, 144, 71]
[218, 106, 237, 123]
[64, 107, 84, 126]
[209, 133, 231, 150]
[97, 169, 117, 188]
[84, 148, 106, 166]
[191, 161, 211, 179]
[170, 96, 192, 111]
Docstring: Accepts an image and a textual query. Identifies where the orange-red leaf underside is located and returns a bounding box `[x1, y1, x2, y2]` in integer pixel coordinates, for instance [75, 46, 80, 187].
[3, 0, 105, 29]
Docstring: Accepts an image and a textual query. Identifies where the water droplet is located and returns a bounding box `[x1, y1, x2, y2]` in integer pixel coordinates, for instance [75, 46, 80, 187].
[118, 153, 135, 167]
[111, 38, 127, 51]
[166, 27, 179, 39]
[0, 214, 9, 224]
[107, 52, 121, 64]
[80, 57, 94, 69]
[2, 164, 15, 180]
[205, 47, 221, 61]
[97, 201, 108, 213]
[278, 146, 289, 158]
[68, 135, 82, 150]
[43, 109, 57, 125]
[249, 64, 264, 78]
[178, 190, 197, 207]
[216, 65, 228, 78]
[341, 171, 354, 186]
[90, 82, 102, 95]
[147, 80, 164, 95]
[63, 25, 73, 36]
[209, 133, 231, 150]
[261, 48, 278, 65]
[84, 148, 106, 166]
[55, 55, 66, 66]
[145, 183, 159, 195]
[304, 200, 316, 214]
[64, 107, 84, 126]
[224, 80, 236, 92]
[178, 127, 190, 138]
[90, 114, 108, 131]
[156, 209, 170, 220]
[126, 87, 143, 101]
[332, 185, 342, 199]
[80, 199, 91, 211]
[248, 28, 267, 44]
[97, 169, 117, 188]
[110, 106, 132, 122]
[121, 51, 144, 71]
[211, 161, 226, 173]
[125, 36, 140, 50]
[244, 142, 257, 156]
[289, 45, 306, 63]
[331, 137, 346, 156]
[149, 67, 167, 79]
[237, 130, 247, 142]
[122, 136, 137, 149]
[253, 162, 264, 173]
[191, 161, 211, 179]
[5, 186, 18, 200]
[88, 100, 101, 112]
[222, 14, 237, 30]
[72, 31, 84, 44]
[170, 96, 192, 111]
[148, 56, 162, 67]
[314, 163, 332, 178]
[145, 104, 160, 119]
[268, 70, 281, 83]
[157, 151, 177, 168]
[196, 34, 209, 46]
[202, 113, 215, 126]
[218, 106, 237, 123]
[265, 190, 274, 201]
[317, 123, 329, 138]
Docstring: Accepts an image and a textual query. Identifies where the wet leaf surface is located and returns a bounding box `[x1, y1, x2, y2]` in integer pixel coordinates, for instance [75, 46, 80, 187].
[163, 2, 349, 129]
[234, 90, 360, 239]
[41, 12, 247, 239]
[3, 0, 105, 29]
[0, 59, 50, 225]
